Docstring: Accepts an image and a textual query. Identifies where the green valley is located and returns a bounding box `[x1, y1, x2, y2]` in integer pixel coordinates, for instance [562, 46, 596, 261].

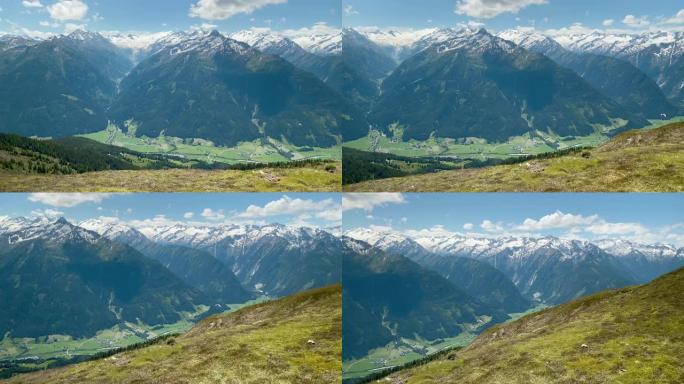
[344, 121, 684, 191]
[3, 285, 341, 384]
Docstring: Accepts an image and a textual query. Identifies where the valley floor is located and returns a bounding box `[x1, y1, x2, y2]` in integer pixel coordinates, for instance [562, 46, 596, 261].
[4, 285, 342, 384]
[0, 163, 341, 192]
[345, 124, 684, 192]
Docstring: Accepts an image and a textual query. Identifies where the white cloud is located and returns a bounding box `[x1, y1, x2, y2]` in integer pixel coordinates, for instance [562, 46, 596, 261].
[585, 222, 648, 235]
[47, 0, 89, 21]
[183, 212, 195, 219]
[343, 5, 358, 16]
[602, 19, 614, 27]
[404, 225, 461, 239]
[622, 14, 650, 27]
[22, 0, 44, 8]
[463, 223, 474, 230]
[281, 22, 340, 40]
[515, 211, 600, 231]
[189, 0, 287, 20]
[201, 208, 225, 220]
[39, 20, 60, 28]
[30, 208, 65, 218]
[664, 9, 684, 24]
[28, 193, 114, 208]
[190, 22, 218, 31]
[400, 217, 408, 224]
[480, 220, 504, 232]
[342, 193, 406, 212]
[455, 0, 548, 19]
[238, 195, 340, 222]
[129, 215, 181, 230]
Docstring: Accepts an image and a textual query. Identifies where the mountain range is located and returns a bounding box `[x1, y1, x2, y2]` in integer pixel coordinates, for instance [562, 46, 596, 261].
[0, 216, 341, 340]
[2, 26, 680, 149]
[341, 237, 508, 360]
[346, 228, 684, 305]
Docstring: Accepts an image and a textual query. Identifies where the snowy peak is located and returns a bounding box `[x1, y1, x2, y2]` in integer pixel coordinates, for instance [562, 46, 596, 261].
[431, 28, 518, 54]
[293, 31, 341, 56]
[497, 28, 565, 55]
[147, 30, 251, 57]
[595, 239, 681, 260]
[1, 217, 99, 245]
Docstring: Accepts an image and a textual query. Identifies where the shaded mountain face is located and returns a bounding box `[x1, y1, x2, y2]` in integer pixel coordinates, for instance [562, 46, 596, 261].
[79, 219, 254, 304]
[342, 239, 508, 360]
[0, 218, 206, 339]
[0, 33, 125, 138]
[596, 239, 684, 284]
[370, 28, 645, 142]
[109, 30, 363, 147]
[557, 31, 684, 107]
[417, 235, 638, 305]
[140, 223, 342, 297]
[341, 28, 397, 84]
[499, 29, 679, 119]
[345, 228, 530, 313]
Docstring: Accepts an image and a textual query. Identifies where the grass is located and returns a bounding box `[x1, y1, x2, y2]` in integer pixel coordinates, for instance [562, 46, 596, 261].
[376, 268, 684, 384]
[0, 162, 341, 192]
[81, 126, 341, 164]
[345, 122, 684, 192]
[4, 285, 342, 384]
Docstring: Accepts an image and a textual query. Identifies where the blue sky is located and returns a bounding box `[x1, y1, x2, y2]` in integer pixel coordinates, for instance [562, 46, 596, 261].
[0, 193, 341, 228]
[343, 193, 684, 246]
[343, 0, 684, 32]
[0, 0, 340, 36]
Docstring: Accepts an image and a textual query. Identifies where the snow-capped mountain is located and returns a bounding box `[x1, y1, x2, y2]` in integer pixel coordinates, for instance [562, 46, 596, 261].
[79, 217, 150, 245]
[0, 217, 99, 245]
[147, 30, 252, 58]
[497, 28, 566, 57]
[0, 34, 40, 51]
[356, 27, 436, 59]
[345, 228, 684, 304]
[292, 30, 341, 56]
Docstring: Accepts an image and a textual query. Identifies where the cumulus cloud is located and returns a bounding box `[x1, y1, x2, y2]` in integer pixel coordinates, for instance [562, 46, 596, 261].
[455, 0, 548, 19]
[342, 193, 406, 212]
[602, 19, 614, 27]
[404, 225, 461, 239]
[463, 223, 474, 230]
[281, 22, 340, 40]
[28, 193, 114, 208]
[48, 0, 89, 21]
[664, 9, 684, 24]
[30, 208, 65, 218]
[22, 0, 44, 8]
[238, 195, 340, 223]
[183, 212, 195, 219]
[343, 5, 359, 16]
[189, 0, 287, 20]
[480, 220, 504, 232]
[515, 211, 600, 231]
[201, 208, 226, 220]
[622, 14, 650, 27]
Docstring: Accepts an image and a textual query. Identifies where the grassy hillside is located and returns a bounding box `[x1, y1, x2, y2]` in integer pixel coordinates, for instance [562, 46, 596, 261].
[374, 268, 684, 384]
[0, 133, 341, 191]
[4, 285, 342, 384]
[345, 123, 684, 192]
[0, 164, 341, 192]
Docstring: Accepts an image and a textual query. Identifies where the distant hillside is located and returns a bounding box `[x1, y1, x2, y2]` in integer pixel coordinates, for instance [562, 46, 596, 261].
[0, 133, 201, 174]
[375, 268, 684, 383]
[345, 122, 684, 192]
[4, 285, 342, 384]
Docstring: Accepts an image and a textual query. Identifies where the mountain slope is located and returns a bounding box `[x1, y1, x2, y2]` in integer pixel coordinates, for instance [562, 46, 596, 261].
[370, 28, 645, 142]
[146, 224, 342, 297]
[79, 219, 254, 304]
[498, 29, 679, 119]
[0, 218, 207, 338]
[345, 122, 684, 192]
[343, 240, 507, 360]
[345, 229, 530, 313]
[0, 36, 119, 137]
[110, 30, 363, 147]
[377, 267, 684, 383]
[5, 285, 342, 384]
